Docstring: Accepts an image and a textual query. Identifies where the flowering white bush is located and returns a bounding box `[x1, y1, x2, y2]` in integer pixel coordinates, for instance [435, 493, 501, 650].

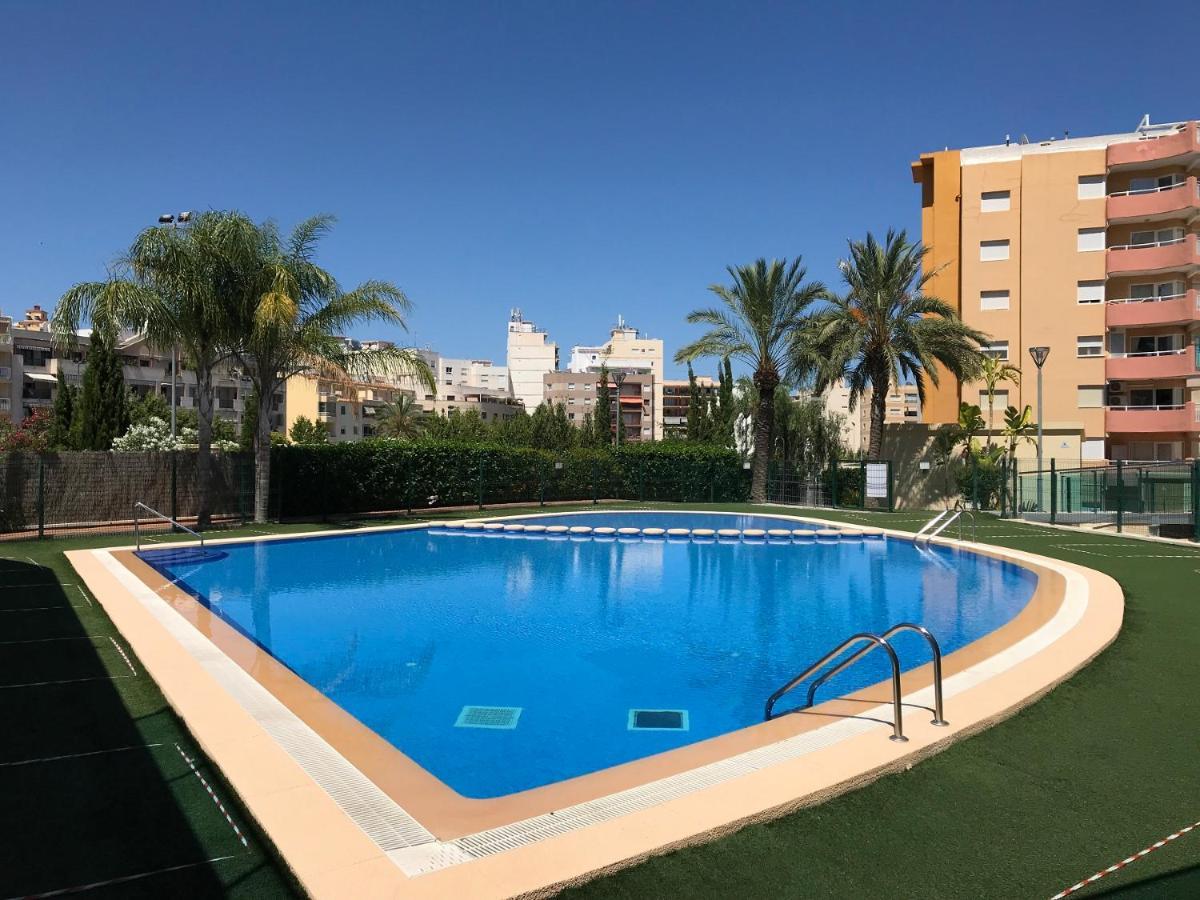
[111, 417, 240, 452]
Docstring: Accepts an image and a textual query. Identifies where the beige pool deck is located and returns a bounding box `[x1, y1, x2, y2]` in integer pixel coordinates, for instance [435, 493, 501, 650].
[66, 512, 1124, 899]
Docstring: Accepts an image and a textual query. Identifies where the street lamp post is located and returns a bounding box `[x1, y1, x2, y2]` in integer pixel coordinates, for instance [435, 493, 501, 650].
[1028, 346, 1050, 511]
[157, 211, 192, 439]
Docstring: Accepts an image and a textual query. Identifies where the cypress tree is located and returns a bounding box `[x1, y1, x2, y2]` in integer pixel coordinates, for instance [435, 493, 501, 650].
[47, 370, 76, 450]
[594, 365, 612, 446]
[75, 326, 129, 450]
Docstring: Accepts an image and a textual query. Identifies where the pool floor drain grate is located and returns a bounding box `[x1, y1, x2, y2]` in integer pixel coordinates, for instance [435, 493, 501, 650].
[628, 709, 689, 731]
[455, 705, 522, 730]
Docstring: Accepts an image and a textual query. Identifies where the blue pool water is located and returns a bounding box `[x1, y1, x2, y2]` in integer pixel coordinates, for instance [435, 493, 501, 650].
[138, 512, 1037, 798]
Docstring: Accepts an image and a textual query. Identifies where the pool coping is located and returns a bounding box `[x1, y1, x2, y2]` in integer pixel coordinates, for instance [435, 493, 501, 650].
[65, 512, 1124, 899]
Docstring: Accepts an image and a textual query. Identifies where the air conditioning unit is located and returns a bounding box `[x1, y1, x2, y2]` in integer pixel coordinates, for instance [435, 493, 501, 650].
[1107, 381, 1122, 392]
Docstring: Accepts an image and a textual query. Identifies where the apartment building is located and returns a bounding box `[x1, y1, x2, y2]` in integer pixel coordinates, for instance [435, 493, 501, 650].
[912, 116, 1200, 462]
[544, 370, 655, 441]
[566, 317, 665, 439]
[283, 374, 410, 441]
[661, 375, 717, 436]
[0, 313, 12, 423]
[506, 310, 558, 411]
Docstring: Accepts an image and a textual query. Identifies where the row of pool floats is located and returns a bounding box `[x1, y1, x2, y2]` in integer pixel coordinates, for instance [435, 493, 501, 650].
[424, 521, 885, 543]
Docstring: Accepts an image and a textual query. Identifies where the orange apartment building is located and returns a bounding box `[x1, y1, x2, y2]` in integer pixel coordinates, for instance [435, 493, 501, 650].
[912, 117, 1200, 463]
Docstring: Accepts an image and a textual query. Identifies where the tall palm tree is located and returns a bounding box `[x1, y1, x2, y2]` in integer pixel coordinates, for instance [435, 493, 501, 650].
[216, 213, 434, 522]
[53, 212, 234, 528]
[979, 355, 1021, 446]
[375, 394, 428, 440]
[808, 230, 987, 460]
[675, 258, 825, 502]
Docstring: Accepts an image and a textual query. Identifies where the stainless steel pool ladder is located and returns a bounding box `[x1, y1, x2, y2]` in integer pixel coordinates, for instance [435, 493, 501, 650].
[915, 504, 976, 543]
[763, 623, 949, 742]
[133, 501, 204, 551]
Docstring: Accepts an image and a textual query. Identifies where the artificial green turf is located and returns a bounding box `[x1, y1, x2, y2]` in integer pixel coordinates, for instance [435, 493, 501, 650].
[6, 504, 1199, 898]
[565, 504, 1200, 900]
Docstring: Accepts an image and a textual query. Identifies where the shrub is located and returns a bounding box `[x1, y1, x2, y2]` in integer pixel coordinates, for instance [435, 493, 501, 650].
[271, 440, 750, 518]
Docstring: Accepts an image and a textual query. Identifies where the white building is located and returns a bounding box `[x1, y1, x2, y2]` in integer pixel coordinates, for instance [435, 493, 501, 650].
[566, 317, 665, 439]
[505, 310, 558, 412]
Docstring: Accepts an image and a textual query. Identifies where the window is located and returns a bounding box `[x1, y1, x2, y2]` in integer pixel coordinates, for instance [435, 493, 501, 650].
[980, 239, 1010, 261]
[980, 389, 1009, 409]
[980, 290, 1010, 310]
[444, 366, 452, 374]
[1077, 228, 1105, 252]
[1131, 334, 1179, 354]
[1077, 175, 1105, 199]
[1129, 280, 1186, 300]
[1076, 335, 1103, 357]
[1077, 385, 1104, 408]
[568, 412, 575, 420]
[339, 405, 346, 415]
[1128, 174, 1182, 194]
[1081, 438, 1106, 461]
[339, 428, 345, 435]
[980, 190, 1010, 212]
[567, 382, 575, 389]
[1077, 280, 1105, 304]
[981, 340, 1009, 360]
[1129, 227, 1184, 247]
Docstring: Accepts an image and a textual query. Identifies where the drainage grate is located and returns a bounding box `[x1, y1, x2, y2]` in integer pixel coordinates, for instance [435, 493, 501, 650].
[628, 709, 689, 731]
[455, 705, 522, 730]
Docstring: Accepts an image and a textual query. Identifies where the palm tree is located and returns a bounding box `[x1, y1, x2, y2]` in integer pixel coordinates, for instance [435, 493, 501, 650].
[809, 230, 987, 460]
[375, 394, 428, 440]
[217, 213, 434, 522]
[979, 355, 1021, 446]
[675, 258, 825, 502]
[53, 212, 234, 528]
[1001, 404, 1037, 459]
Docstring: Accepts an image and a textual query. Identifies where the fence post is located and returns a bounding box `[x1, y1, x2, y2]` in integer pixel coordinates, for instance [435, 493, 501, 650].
[37, 455, 46, 540]
[170, 451, 179, 532]
[1115, 459, 1124, 533]
[886, 460, 894, 512]
[830, 462, 839, 509]
[639, 459, 645, 503]
[539, 461, 546, 507]
[592, 458, 598, 505]
[709, 461, 715, 503]
[859, 460, 866, 510]
[999, 457, 1008, 518]
[971, 456, 979, 511]
[1192, 459, 1200, 543]
[1049, 458, 1057, 525]
[239, 456, 248, 525]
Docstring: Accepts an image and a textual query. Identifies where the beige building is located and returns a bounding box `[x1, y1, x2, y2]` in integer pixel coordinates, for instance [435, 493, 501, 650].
[661, 375, 717, 437]
[544, 370, 655, 441]
[506, 310, 558, 412]
[284, 374, 411, 441]
[912, 116, 1200, 462]
[566, 317, 665, 439]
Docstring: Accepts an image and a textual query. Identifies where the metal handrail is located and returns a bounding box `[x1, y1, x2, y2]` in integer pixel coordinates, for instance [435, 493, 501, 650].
[133, 501, 204, 551]
[913, 509, 950, 542]
[953, 503, 978, 541]
[803, 623, 949, 728]
[1106, 291, 1187, 304]
[764, 632, 908, 742]
[1107, 179, 1187, 197]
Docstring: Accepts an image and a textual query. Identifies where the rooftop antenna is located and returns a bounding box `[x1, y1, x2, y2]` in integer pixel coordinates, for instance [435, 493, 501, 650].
[1019, 134, 1029, 145]
[1137, 113, 1151, 131]
[1004, 134, 1011, 146]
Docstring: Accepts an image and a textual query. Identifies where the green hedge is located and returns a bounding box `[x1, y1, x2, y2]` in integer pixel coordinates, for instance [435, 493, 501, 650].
[271, 440, 750, 517]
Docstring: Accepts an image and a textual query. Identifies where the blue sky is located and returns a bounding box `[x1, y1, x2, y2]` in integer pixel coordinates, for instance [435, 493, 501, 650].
[1, 1, 1193, 378]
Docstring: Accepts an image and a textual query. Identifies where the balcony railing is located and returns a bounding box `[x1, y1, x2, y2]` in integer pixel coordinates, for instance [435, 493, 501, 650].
[1107, 235, 1199, 275]
[1106, 289, 1198, 327]
[1105, 402, 1198, 434]
[1106, 177, 1198, 222]
[1106, 347, 1196, 379]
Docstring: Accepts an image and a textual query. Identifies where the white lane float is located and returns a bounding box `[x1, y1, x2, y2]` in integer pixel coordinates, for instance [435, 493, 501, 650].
[741, 528, 766, 541]
[814, 529, 841, 542]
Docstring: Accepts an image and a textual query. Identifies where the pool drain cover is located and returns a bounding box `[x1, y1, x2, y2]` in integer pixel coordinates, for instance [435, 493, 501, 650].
[455, 705, 522, 729]
[628, 709, 689, 731]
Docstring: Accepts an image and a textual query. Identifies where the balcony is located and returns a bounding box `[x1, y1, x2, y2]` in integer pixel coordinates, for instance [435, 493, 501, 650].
[0, 333, 11, 347]
[1107, 123, 1200, 169]
[1106, 235, 1199, 276]
[1106, 289, 1199, 327]
[1106, 177, 1198, 223]
[1105, 402, 1199, 434]
[0, 366, 9, 381]
[1106, 347, 1197, 380]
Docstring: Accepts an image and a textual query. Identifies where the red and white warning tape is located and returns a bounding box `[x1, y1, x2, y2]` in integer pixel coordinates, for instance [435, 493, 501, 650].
[1050, 818, 1200, 899]
[175, 743, 249, 848]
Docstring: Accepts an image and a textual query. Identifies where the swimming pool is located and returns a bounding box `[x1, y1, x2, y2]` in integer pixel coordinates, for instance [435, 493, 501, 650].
[137, 511, 1037, 799]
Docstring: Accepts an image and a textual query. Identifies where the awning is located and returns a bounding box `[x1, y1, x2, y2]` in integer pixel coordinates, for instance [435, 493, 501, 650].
[23, 372, 57, 383]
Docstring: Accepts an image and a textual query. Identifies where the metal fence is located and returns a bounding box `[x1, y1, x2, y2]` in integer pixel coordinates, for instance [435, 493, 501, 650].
[766, 460, 895, 511]
[0, 452, 257, 541]
[1008, 458, 1200, 540]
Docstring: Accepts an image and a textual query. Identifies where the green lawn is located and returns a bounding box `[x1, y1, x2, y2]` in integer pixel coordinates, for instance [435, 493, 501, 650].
[3, 504, 1198, 898]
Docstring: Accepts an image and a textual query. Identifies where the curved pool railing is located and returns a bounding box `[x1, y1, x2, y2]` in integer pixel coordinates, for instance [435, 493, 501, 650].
[803, 623, 949, 727]
[765, 632, 908, 742]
